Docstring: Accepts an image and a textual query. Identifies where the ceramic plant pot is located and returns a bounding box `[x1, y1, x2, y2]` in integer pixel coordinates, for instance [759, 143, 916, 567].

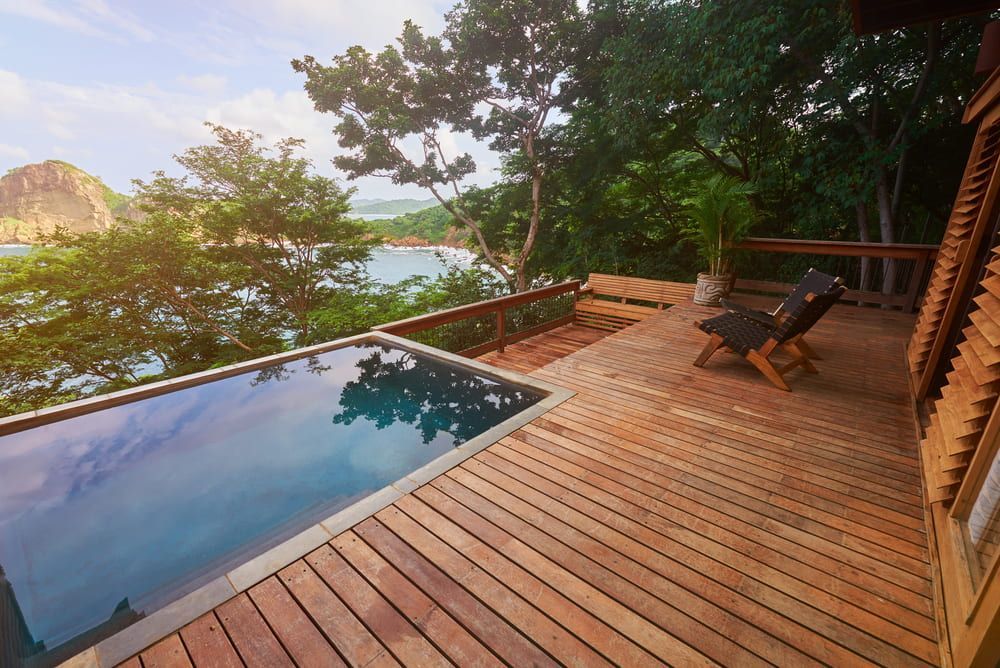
[693, 272, 732, 306]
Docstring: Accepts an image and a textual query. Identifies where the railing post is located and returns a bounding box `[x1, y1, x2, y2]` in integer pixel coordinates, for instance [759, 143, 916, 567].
[904, 251, 931, 313]
[497, 308, 506, 353]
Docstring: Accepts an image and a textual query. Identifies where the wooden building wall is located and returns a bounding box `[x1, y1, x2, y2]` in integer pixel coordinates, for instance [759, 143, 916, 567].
[911, 68, 1000, 668]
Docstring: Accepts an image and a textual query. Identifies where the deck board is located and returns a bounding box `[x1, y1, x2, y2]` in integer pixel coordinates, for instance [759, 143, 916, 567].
[118, 301, 937, 667]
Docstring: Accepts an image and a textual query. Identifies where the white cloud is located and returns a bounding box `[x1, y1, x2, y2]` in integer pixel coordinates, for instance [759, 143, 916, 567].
[231, 0, 447, 52]
[206, 88, 343, 165]
[0, 70, 31, 115]
[0, 0, 103, 37]
[0, 0, 154, 43]
[0, 144, 29, 160]
[74, 0, 154, 42]
[177, 74, 228, 96]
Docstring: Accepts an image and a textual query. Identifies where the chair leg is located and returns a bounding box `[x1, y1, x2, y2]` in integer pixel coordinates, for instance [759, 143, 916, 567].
[694, 333, 724, 367]
[746, 351, 791, 391]
[783, 342, 818, 373]
[797, 338, 822, 360]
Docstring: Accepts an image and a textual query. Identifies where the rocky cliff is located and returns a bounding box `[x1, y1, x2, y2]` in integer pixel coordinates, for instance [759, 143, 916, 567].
[0, 161, 133, 244]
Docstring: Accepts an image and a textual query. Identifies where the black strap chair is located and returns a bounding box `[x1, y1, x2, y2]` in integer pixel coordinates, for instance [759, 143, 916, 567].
[694, 285, 847, 390]
[720, 268, 843, 359]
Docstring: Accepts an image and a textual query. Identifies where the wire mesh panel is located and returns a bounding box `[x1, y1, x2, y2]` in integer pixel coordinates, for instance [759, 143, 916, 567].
[405, 313, 498, 353]
[506, 292, 575, 335]
[378, 282, 582, 356]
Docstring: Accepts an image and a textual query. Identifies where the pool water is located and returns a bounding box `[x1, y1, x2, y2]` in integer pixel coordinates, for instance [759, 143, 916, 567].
[0, 342, 543, 663]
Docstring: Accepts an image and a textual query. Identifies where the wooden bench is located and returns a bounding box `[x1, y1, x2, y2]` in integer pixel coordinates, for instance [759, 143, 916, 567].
[575, 273, 696, 331]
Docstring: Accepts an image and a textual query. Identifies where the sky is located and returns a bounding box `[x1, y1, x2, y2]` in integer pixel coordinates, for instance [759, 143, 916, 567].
[0, 0, 503, 200]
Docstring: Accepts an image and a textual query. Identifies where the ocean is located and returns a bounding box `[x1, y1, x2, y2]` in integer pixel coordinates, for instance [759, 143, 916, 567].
[0, 244, 475, 284]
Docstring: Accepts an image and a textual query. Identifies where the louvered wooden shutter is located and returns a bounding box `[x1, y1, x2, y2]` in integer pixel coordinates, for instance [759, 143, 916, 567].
[907, 122, 1000, 399]
[921, 243, 1000, 503]
[909, 120, 1000, 399]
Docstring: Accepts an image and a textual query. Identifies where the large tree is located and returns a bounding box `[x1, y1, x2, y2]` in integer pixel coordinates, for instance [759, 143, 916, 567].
[584, 0, 986, 293]
[293, 0, 582, 292]
[136, 124, 376, 344]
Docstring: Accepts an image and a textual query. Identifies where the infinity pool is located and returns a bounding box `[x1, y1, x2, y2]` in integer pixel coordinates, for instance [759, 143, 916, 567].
[0, 342, 543, 664]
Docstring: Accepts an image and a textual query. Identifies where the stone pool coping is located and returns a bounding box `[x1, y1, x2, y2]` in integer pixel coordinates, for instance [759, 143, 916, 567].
[33, 331, 573, 668]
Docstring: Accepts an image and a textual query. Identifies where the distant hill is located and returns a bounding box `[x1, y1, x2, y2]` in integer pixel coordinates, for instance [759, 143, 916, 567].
[0, 161, 137, 244]
[350, 197, 438, 215]
[367, 204, 470, 247]
[349, 198, 385, 208]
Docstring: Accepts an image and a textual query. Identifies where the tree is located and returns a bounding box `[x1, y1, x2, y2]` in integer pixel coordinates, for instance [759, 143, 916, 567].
[136, 124, 377, 344]
[595, 0, 985, 296]
[293, 0, 582, 292]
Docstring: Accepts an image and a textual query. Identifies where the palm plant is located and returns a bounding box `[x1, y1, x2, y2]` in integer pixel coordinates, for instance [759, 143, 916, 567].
[683, 175, 756, 277]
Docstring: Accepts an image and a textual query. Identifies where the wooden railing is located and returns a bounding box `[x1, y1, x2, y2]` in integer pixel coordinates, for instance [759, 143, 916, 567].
[736, 237, 939, 312]
[372, 280, 582, 357]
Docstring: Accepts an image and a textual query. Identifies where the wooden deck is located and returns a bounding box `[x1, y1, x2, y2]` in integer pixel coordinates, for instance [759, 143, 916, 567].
[121, 300, 937, 667]
[477, 323, 611, 373]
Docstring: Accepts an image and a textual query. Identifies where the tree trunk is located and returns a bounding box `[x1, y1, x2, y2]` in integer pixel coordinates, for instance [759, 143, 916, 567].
[514, 136, 544, 294]
[876, 167, 897, 304]
[856, 199, 873, 306]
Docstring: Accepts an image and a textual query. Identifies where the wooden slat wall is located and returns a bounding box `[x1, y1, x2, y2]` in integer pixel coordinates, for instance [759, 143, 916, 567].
[909, 120, 1000, 390]
[923, 246, 1000, 503]
[921, 243, 1000, 504]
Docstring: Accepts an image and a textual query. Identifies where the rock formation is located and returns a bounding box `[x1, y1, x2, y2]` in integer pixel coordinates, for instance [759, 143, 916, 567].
[0, 161, 133, 244]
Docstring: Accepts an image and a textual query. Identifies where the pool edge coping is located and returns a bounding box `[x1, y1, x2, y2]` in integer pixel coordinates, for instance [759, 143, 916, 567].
[50, 331, 573, 668]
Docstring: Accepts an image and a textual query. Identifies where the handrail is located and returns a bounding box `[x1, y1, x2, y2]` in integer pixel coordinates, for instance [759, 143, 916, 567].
[373, 280, 582, 355]
[735, 237, 940, 312]
[738, 237, 938, 260]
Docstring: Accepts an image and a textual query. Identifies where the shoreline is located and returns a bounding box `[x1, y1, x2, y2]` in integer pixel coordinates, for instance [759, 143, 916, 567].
[1, 242, 478, 263]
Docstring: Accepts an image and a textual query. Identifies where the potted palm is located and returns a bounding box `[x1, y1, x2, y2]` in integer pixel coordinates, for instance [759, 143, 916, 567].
[683, 175, 756, 306]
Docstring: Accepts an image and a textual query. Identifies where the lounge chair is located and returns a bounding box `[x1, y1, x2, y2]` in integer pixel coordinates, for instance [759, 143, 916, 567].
[720, 268, 843, 359]
[693, 285, 847, 390]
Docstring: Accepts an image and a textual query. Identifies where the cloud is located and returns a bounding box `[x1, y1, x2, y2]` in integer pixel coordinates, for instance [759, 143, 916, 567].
[0, 69, 30, 115]
[0, 0, 154, 43]
[230, 0, 448, 53]
[74, 0, 154, 42]
[0, 144, 29, 160]
[206, 88, 343, 166]
[0, 1, 103, 37]
[177, 74, 228, 96]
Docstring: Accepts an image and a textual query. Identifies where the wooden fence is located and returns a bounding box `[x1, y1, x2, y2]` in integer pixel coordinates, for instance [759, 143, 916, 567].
[736, 237, 939, 312]
[372, 280, 582, 357]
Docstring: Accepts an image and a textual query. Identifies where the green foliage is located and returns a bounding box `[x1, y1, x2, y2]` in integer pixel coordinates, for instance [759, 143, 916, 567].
[134, 124, 377, 345]
[594, 0, 984, 246]
[366, 205, 469, 245]
[682, 175, 757, 276]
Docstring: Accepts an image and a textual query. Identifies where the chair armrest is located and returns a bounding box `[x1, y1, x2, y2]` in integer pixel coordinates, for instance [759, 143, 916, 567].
[720, 299, 777, 328]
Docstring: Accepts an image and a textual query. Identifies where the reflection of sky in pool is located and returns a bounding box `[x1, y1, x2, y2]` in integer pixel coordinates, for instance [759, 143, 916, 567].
[0, 343, 542, 660]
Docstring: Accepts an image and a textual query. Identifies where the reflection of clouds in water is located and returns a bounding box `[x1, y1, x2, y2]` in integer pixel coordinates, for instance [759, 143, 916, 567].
[0, 354, 357, 526]
[0, 392, 209, 524]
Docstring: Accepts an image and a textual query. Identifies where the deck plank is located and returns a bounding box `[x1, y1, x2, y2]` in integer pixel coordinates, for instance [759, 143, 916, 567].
[215, 594, 293, 668]
[354, 516, 559, 667]
[178, 613, 242, 668]
[138, 634, 192, 668]
[119, 301, 938, 666]
[247, 578, 345, 667]
[304, 544, 446, 666]
[277, 557, 398, 667]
